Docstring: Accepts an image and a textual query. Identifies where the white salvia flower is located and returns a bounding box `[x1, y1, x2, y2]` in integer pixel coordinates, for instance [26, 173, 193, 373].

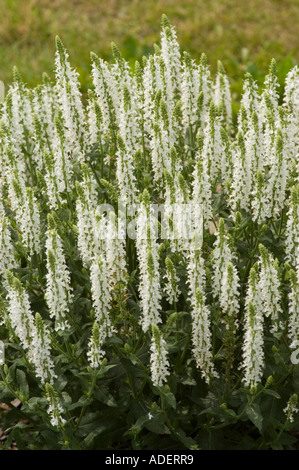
[87, 90, 106, 151]
[30, 117, 48, 174]
[87, 321, 106, 368]
[37, 73, 57, 145]
[160, 15, 181, 114]
[288, 267, 299, 350]
[202, 101, 224, 181]
[5, 272, 35, 350]
[45, 222, 73, 331]
[118, 84, 141, 157]
[285, 185, 299, 267]
[251, 171, 269, 223]
[219, 262, 239, 376]
[138, 238, 162, 332]
[220, 262, 240, 319]
[150, 119, 171, 182]
[239, 73, 260, 119]
[0, 92, 19, 147]
[5, 169, 40, 256]
[136, 191, 162, 332]
[116, 134, 138, 206]
[261, 99, 277, 168]
[5, 148, 27, 214]
[245, 263, 264, 315]
[266, 129, 289, 218]
[30, 79, 57, 171]
[242, 265, 265, 388]
[150, 94, 182, 183]
[237, 99, 264, 197]
[87, 216, 127, 358]
[0, 179, 5, 216]
[52, 117, 73, 198]
[90, 254, 116, 337]
[19, 187, 41, 256]
[0, 124, 26, 187]
[55, 37, 87, 157]
[0, 294, 9, 327]
[163, 165, 190, 253]
[45, 383, 66, 428]
[245, 111, 263, 189]
[0, 215, 18, 278]
[186, 245, 206, 302]
[258, 244, 282, 334]
[150, 324, 170, 387]
[169, 100, 182, 150]
[3, 68, 33, 150]
[284, 65, 299, 117]
[132, 58, 145, 112]
[143, 55, 164, 136]
[278, 105, 295, 173]
[43, 150, 63, 210]
[181, 52, 202, 133]
[259, 59, 280, 123]
[283, 66, 299, 160]
[30, 313, 56, 385]
[211, 218, 234, 299]
[191, 288, 218, 383]
[132, 60, 151, 157]
[219, 126, 233, 186]
[164, 257, 180, 305]
[164, 172, 191, 253]
[90, 52, 117, 137]
[76, 202, 100, 267]
[110, 42, 133, 118]
[105, 215, 128, 292]
[237, 103, 251, 139]
[75, 168, 100, 267]
[283, 394, 299, 424]
[197, 53, 212, 129]
[76, 196, 93, 266]
[230, 131, 252, 212]
[90, 208, 113, 261]
[213, 61, 232, 130]
[192, 136, 213, 230]
[7, 168, 24, 216]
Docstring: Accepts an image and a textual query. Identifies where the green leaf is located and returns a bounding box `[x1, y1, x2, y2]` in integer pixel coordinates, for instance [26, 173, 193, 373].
[180, 376, 197, 386]
[174, 428, 197, 449]
[262, 388, 281, 399]
[163, 392, 176, 410]
[292, 367, 299, 394]
[15, 369, 29, 402]
[68, 395, 91, 411]
[96, 364, 117, 379]
[138, 411, 169, 435]
[245, 403, 263, 432]
[94, 389, 117, 407]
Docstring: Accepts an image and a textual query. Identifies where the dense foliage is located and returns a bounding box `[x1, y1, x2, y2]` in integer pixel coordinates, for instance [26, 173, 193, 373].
[0, 16, 299, 450]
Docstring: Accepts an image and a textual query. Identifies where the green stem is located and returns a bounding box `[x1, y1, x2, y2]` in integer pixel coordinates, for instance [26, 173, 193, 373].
[74, 371, 97, 433]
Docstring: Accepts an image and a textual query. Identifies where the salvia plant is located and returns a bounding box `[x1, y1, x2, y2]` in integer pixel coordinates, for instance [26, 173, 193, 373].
[0, 15, 299, 450]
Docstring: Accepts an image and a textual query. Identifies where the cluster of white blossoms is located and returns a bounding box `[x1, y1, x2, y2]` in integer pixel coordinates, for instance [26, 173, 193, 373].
[1, 15, 299, 425]
[242, 265, 265, 388]
[45, 382, 66, 428]
[0, 213, 19, 278]
[150, 324, 170, 387]
[45, 217, 73, 332]
[4, 271, 56, 385]
[135, 190, 170, 386]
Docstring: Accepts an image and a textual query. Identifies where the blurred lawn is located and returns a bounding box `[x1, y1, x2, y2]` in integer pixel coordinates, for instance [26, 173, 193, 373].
[0, 0, 299, 104]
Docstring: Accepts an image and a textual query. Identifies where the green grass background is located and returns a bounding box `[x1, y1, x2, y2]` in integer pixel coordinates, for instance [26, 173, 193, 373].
[0, 0, 299, 102]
